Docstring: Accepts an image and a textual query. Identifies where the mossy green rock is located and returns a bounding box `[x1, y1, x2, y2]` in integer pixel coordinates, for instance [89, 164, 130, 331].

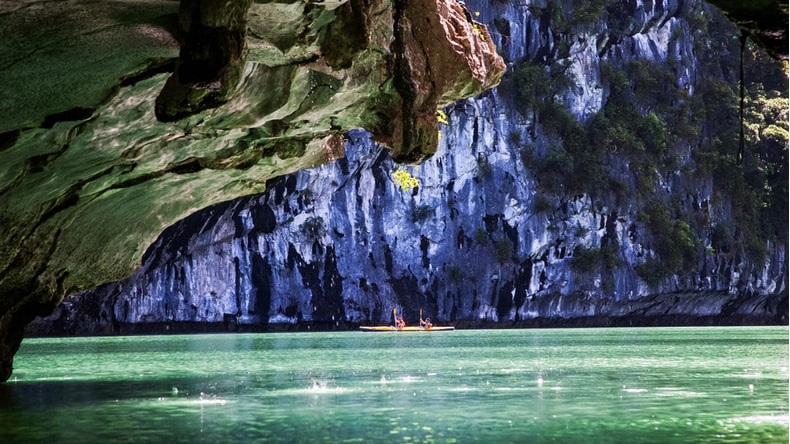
[0, 0, 505, 381]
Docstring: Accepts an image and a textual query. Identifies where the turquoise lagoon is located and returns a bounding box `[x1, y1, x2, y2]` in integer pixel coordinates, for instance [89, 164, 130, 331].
[0, 327, 787, 443]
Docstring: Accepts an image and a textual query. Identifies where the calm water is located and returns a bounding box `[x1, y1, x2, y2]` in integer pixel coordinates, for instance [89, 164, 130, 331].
[0, 327, 787, 443]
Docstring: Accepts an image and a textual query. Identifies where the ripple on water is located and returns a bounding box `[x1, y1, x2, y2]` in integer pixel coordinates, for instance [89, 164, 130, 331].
[621, 387, 648, 393]
[653, 387, 706, 397]
[151, 397, 230, 406]
[728, 415, 790, 426]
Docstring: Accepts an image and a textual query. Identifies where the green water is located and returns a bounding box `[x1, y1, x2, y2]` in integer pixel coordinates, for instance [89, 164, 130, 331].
[0, 327, 787, 443]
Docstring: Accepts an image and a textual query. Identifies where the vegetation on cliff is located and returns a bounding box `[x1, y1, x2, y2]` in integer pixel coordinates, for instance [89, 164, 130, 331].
[503, 1, 787, 285]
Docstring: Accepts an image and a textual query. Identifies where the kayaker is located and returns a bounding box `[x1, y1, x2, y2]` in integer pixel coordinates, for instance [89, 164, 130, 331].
[420, 317, 432, 330]
[395, 316, 406, 329]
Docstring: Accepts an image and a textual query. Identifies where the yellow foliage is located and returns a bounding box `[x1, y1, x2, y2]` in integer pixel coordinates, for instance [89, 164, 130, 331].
[436, 109, 449, 125]
[473, 23, 486, 41]
[392, 167, 419, 192]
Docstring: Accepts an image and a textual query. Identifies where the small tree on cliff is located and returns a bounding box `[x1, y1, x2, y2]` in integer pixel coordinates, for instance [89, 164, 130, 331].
[300, 216, 327, 240]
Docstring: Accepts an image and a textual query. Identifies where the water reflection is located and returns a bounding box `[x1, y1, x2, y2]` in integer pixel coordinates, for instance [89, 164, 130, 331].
[1, 327, 787, 443]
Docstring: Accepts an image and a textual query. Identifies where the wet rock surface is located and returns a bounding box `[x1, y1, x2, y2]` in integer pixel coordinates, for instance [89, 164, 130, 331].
[0, 0, 504, 381]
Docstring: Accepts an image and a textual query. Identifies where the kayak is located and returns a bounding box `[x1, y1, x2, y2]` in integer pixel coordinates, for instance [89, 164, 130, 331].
[359, 326, 455, 332]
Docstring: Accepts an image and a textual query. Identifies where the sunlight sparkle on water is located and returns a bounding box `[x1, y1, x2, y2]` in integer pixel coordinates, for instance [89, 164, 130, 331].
[2, 327, 786, 443]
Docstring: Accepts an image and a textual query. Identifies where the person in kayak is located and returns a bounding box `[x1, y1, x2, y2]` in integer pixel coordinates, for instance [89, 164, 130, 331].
[395, 316, 406, 329]
[420, 317, 432, 330]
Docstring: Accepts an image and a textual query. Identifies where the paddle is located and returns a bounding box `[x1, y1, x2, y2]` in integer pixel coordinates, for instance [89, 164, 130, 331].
[420, 308, 432, 330]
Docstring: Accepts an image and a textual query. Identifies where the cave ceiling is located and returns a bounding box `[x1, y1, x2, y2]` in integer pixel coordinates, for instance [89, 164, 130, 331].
[0, 0, 506, 382]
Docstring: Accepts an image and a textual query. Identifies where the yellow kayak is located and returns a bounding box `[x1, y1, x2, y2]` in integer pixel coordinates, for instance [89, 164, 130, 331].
[359, 326, 455, 332]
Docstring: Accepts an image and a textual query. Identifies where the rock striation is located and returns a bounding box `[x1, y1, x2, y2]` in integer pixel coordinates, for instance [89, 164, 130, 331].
[0, 0, 504, 381]
[31, 0, 788, 338]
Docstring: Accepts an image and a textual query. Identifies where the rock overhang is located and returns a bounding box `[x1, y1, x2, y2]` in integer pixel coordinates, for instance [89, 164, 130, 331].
[0, 0, 504, 382]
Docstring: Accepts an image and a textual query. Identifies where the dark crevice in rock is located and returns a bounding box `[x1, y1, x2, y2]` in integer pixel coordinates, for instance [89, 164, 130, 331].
[383, 243, 394, 274]
[105, 170, 165, 192]
[103, 156, 220, 194]
[250, 254, 271, 321]
[532, 4, 553, 64]
[420, 235, 430, 268]
[319, 0, 370, 70]
[318, 246, 345, 321]
[0, 130, 20, 154]
[155, 0, 252, 121]
[119, 58, 179, 87]
[41, 107, 96, 129]
[249, 205, 277, 235]
[389, 273, 421, 319]
[168, 157, 205, 175]
[23, 150, 68, 175]
[391, 0, 419, 162]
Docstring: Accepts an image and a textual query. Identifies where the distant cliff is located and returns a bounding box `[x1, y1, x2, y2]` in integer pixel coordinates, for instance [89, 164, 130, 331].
[29, 0, 788, 335]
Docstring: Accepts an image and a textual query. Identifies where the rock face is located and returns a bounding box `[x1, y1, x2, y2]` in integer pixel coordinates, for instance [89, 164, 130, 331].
[31, 0, 788, 338]
[0, 0, 504, 381]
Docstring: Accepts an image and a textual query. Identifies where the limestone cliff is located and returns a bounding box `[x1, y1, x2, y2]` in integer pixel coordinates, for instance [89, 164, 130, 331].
[31, 0, 787, 337]
[0, 0, 504, 381]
